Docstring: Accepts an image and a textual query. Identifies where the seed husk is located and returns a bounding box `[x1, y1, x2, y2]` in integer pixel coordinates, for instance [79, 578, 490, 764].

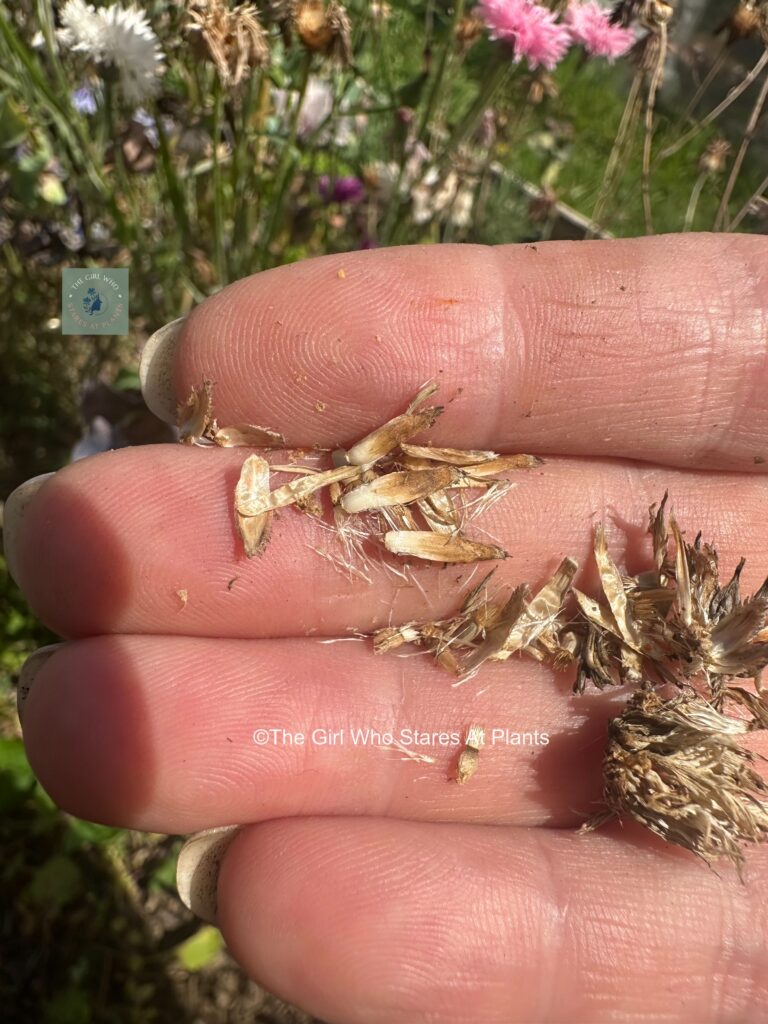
[383, 530, 507, 563]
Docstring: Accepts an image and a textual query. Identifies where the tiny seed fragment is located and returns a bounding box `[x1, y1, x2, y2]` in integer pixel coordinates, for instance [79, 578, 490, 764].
[456, 724, 485, 784]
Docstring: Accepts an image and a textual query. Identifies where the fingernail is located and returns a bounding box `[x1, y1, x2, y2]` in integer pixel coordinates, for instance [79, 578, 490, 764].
[176, 825, 242, 924]
[17, 644, 62, 724]
[139, 316, 187, 424]
[3, 472, 55, 584]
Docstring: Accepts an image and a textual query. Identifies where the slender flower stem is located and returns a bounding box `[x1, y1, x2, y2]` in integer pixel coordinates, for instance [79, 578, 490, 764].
[416, 0, 466, 144]
[260, 52, 312, 268]
[684, 44, 727, 119]
[714, 67, 768, 230]
[211, 75, 227, 284]
[658, 47, 768, 162]
[683, 170, 707, 230]
[642, 24, 668, 234]
[729, 171, 768, 229]
[590, 67, 643, 230]
[438, 49, 511, 165]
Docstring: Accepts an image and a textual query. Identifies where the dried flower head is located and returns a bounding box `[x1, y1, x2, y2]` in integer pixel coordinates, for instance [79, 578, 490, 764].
[716, 0, 762, 43]
[186, 0, 269, 89]
[567, 494, 768, 697]
[294, 0, 352, 65]
[582, 688, 768, 873]
[699, 138, 731, 175]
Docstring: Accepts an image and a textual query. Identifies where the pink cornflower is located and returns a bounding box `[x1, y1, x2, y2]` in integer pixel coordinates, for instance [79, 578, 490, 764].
[565, 1, 635, 60]
[478, 0, 571, 71]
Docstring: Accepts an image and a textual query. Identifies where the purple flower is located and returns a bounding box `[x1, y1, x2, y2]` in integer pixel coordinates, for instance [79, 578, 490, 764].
[319, 174, 366, 204]
[72, 85, 98, 114]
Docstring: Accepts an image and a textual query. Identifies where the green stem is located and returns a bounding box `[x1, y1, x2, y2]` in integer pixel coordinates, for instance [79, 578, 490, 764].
[416, 0, 466, 144]
[260, 52, 312, 268]
[211, 75, 227, 284]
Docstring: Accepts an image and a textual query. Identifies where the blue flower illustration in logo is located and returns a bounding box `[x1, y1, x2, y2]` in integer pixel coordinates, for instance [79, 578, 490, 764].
[82, 287, 104, 316]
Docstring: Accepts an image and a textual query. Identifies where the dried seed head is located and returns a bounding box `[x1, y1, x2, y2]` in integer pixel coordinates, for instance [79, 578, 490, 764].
[699, 139, 731, 176]
[294, 0, 352, 65]
[186, 0, 269, 89]
[384, 530, 507, 564]
[583, 689, 768, 872]
[454, 14, 485, 52]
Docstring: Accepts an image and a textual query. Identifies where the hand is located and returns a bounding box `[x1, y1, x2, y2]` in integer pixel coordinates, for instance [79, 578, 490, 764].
[7, 234, 768, 1023]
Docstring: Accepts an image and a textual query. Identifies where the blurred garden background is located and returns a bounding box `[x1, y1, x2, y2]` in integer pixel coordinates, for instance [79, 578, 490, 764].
[1, 0, 767, 1019]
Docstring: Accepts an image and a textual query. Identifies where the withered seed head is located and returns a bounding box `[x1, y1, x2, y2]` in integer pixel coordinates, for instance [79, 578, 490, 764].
[186, 0, 269, 89]
[582, 689, 768, 873]
[294, 0, 352, 65]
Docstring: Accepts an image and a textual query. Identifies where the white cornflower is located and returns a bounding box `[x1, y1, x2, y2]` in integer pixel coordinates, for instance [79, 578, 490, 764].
[58, 1, 164, 106]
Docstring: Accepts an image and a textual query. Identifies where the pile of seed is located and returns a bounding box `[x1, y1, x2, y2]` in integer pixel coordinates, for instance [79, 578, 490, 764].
[178, 379, 768, 872]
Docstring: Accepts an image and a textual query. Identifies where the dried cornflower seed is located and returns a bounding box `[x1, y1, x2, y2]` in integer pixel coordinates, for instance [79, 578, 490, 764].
[582, 688, 768, 872]
[399, 443, 499, 466]
[455, 724, 485, 784]
[213, 424, 286, 447]
[341, 467, 458, 513]
[383, 530, 507, 564]
[236, 463, 360, 517]
[345, 404, 443, 467]
[235, 454, 272, 557]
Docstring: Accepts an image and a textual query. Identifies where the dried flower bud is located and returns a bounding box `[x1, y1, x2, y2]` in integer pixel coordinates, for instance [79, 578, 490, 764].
[454, 14, 485, 52]
[698, 139, 731, 176]
[715, 1, 761, 43]
[294, 0, 352, 65]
